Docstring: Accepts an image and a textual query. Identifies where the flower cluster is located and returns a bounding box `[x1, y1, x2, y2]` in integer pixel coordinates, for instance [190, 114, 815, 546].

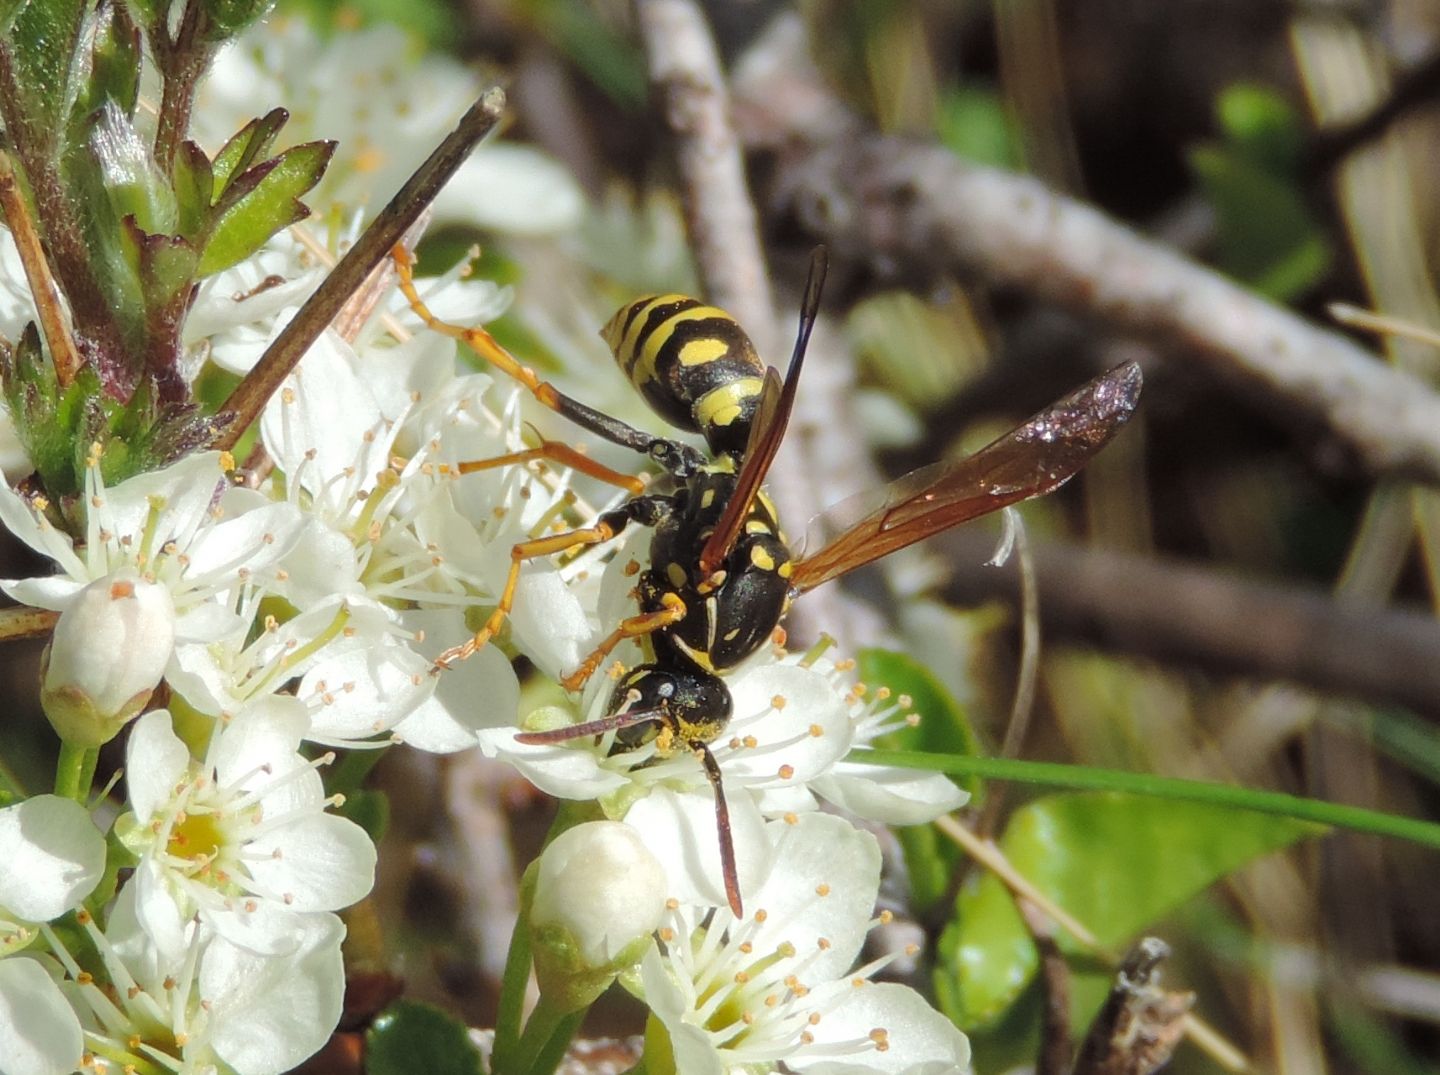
[0, 17, 972, 1075]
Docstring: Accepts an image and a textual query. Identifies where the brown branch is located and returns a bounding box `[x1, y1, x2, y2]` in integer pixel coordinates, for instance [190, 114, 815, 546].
[0, 153, 80, 386]
[1018, 900, 1074, 1075]
[0, 605, 58, 643]
[1073, 938, 1193, 1075]
[214, 89, 506, 451]
[938, 527, 1440, 718]
[634, 0, 774, 343]
[732, 16, 1440, 489]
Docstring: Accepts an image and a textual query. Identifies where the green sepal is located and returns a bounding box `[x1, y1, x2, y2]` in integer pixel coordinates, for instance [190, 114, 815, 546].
[198, 139, 335, 275]
[90, 104, 177, 237]
[529, 920, 647, 1015]
[210, 109, 290, 195]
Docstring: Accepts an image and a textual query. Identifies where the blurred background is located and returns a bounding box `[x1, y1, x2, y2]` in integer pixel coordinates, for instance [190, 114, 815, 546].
[11, 1, 1440, 1071]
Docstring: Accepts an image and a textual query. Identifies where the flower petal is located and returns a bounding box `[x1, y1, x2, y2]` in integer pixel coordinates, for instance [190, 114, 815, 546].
[0, 957, 83, 1075]
[791, 981, 971, 1075]
[812, 763, 969, 825]
[623, 786, 770, 911]
[0, 796, 105, 921]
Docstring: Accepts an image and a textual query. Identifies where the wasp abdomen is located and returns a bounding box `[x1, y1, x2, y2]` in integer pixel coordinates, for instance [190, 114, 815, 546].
[601, 295, 767, 456]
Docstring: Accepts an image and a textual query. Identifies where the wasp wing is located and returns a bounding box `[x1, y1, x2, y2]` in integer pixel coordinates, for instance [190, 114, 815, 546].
[789, 360, 1143, 594]
[697, 247, 828, 576]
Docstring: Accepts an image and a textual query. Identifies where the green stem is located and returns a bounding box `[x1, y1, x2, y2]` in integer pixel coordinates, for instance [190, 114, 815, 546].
[53, 742, 96, 802]
[513, 995, 583, 1075]
[491, 883, 534, 1075]
[855, 749, 1440, 850]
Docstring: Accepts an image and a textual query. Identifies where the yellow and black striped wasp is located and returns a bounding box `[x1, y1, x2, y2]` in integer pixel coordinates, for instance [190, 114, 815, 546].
[395, 247, 1142, 916]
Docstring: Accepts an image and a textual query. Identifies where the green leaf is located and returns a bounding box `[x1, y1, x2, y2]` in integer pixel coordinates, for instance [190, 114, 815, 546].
[936, 85, 1023, 169]
[198, 139, 335, 275]
[936, 791, 1319, 1028]
[199, 0, 275, 38]
[1216, 82, 1305, 175]
[68, 0, 141, 129]
[0, 0, 31, 35]
[366, 1000, 485, 1075]
[171, 140, 215, 238]
[210, 108, 289, 195]
[3, 0, 86, 150]
[857, 648, 979, 913]
[1188, 144, 1331, 300]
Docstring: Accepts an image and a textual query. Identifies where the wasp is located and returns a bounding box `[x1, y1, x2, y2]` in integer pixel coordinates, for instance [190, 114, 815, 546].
[394, 247, 1142, 916]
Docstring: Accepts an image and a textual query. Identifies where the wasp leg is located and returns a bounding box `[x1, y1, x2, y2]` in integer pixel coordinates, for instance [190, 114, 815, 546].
[694, 741, 742, 917]
[558, 592, 687, 692]
[457, 436, 646, 496]
[435, 494, 673, 670]
[392, 247, 704, 477]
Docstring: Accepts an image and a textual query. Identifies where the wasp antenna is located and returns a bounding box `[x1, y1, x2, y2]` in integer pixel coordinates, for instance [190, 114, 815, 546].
[694, 740, 743, 918]
[515, 707, 661, 745]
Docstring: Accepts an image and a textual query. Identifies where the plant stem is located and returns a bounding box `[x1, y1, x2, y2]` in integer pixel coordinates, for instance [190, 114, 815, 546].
[491, 875, 534, 1075]
[53, 741, 96, 802]
[855, 749, 1440, 850]
[513, 995, 583, 1075]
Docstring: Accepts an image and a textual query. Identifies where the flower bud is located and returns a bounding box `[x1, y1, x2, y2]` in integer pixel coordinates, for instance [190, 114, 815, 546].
[529, 821, 667, 1012]
[41, 573, 175, 747]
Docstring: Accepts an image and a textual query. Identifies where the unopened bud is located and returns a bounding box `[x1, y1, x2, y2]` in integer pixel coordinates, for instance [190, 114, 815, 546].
[41, 573, 175, 747]
[530, 821, 667, 1011]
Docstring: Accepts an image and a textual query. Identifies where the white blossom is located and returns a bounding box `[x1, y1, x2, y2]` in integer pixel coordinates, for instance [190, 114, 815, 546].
[195, 20, 584, 234]
[116, 707, 375, 959]
[639, 813, 970, 1075]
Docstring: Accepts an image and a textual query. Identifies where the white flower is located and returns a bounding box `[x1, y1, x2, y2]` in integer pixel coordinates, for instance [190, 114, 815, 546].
[25, 882, 346, 1075]
[0, 450, 304, 649]
[639, 813, 970, 1075]
[196, 20, 584, 233]
[117, 707, 375, 958]
[0, 796, 105, 939]
[40, 570, 176, 745]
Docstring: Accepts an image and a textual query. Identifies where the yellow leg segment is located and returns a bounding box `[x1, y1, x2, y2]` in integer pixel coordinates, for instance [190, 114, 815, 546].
[393, 246, 569, 414]
[435, 521, 617, 670]
[457, 438, 646, 496]
[559, 592, 687, 693]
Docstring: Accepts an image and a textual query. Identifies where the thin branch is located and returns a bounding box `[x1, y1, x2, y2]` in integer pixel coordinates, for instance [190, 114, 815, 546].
[634, 0, 774, 343]
[213, 89, 506, 451]
[937, 527, 1440, 718]
[0, 153, 80, 386]
[0, 605, 58, 642]
[1017, 899, 1074, 1075]
[733, 15, 1440, 489]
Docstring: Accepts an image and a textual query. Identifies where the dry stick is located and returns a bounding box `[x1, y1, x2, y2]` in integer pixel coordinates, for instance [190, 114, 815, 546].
[0, 605, 58, 642]
[1016, 899, 1074, 1075]
[634, 0, 775, 339]
[0, 153, 81, 387]
[938, 526, 1440, 718]
[780, 132, 1440, 487]
[212, 88, 506, 452]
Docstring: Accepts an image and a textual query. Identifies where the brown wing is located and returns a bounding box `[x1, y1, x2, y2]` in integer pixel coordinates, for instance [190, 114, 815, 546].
[697, 247, 828, 576]
[789, 360, 1143, 593]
